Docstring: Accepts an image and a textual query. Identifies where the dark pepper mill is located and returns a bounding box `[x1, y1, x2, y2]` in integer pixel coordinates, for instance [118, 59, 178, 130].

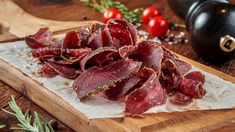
[185, 0, 235, 63]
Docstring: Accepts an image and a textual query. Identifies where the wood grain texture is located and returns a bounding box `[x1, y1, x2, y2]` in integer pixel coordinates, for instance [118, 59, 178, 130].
[0, 0, 234, 131]
[0, 53, 234, 131]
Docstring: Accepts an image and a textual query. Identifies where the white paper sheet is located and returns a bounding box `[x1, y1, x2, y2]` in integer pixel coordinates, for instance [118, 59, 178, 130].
[0, 41, 234, 119]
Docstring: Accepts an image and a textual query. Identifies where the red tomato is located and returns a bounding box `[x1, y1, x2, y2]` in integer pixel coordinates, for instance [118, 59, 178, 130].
[103, 8, 124, 23]
[142, 6, 161, 25]
[147, 16, 169, 37]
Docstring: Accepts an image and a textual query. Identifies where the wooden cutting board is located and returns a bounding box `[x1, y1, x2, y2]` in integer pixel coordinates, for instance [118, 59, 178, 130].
[0, 0, 98, 42]
[1, 1, 235, 131]
[0, 49, 234, 132]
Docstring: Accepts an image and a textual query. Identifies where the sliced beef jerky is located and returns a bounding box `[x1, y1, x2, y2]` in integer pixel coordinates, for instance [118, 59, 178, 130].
[79, 28, 90, 48]
[174, 58, 192, 75]
[184, 71, 205, 84]
[80, 47, 119, 71]
[25, 28, 52, 49]
[32, 47, 61, 58]
[87, 28, 103, 50]
[63, 31, 80, 49]
[177, 77, 206, 99]
[73, 59, 142, 101]
[106, 19, 137, 48]
[125, 68, 166, 116]
[170, 92, 193, 105]
[118, 45, 135, 59]
[46, 62, 80, 79]
[129, 41, 164, 70]
[104, 67, 153, 100]
[39, 63, 58, 77]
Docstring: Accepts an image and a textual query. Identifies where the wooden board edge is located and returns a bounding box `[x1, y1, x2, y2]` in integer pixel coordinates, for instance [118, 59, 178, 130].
[0, 59, 130, 132]
[177, 54, 235, 83]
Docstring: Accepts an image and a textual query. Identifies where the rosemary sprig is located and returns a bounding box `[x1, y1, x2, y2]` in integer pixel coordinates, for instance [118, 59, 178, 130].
[2, 96, 54, 132]
[82, 0, 143, 24]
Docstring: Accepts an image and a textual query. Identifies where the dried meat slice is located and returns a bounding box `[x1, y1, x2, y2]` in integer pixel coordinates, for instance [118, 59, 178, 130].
[62, 48, 91, 58]
[25, 28, 52, 49]
[46, 62, 80, 79]
[79, 28, 90, 48]
[125, 68, 166, 116]
[118, 45, 136, 59]
[170, 92, 193, 105]
[129, 41, 164, 71]
[80, 47, 119, 71]
[87, 28, 103, 49]
[174, 58, 192, 75]
[39, 63, 58, 77]
[63, 31, 80, 49]
[73, 60, 142, 101]
[32, 47, 61, 58]
[177, 77, 206, 99]
[104, 67, 153, 100]
[184, 71, 205, 84]
[106, 19, 137, 48]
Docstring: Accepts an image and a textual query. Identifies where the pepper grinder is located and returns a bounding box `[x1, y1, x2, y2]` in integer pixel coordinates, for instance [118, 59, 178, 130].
[185, 0, 235, 63]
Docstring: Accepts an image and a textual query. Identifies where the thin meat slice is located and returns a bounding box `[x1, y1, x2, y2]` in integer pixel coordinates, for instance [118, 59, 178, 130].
[63, 31, 80, 49]
[184, 71, 205, 84]
[105, 67, 153, 100]
[46, 62, 80, 79]
[25, 28, 52, 49]
[118, 45, 135, 59]
[73, 60, 142, 101]
[106, 19, 137, 48]
[87, 29, 103, 49]
[177, 77, 206, 99]
[125, 68, 166, 116]
[32, 47, 61, 58]
[170, 92, 193, 105]
[129, 41, 164, 70]
[39, 63, 58, 77]
[80, 47, 119, 71]
[174, 58, 192, 75]
[79, 28, 90, 48]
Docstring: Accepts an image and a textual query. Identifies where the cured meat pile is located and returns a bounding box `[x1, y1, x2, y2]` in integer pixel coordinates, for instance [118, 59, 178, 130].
[25, 19, 206, 116]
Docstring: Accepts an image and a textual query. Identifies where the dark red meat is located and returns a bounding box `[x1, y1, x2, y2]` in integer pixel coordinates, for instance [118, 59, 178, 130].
[63, 31, 80, 49]
[87, 29, 103, 50]
[118, 45, 135, 59]
[80, 47, 119, 71]
[25, 28, 52, 49]
[174, 58, 192, 75]
[125, 68, 166, 116]
[177, 77, 206, 99]
[79, 28, 90, 48]
[106, 19, 137, 48]
[170, 92, 193, 105]
[46, 62, 80, 79]
[39, 63, 58, 77]
[129, 41, 164, 70]
[105, 67, 153, 100]
[184, 71, 205, 84]
[32, 47, 61, 58]
[73, 60, 142, 101]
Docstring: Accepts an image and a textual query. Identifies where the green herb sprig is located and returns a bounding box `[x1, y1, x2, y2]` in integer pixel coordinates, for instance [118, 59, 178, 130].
[2, 96, 54, 132]
[83, 0, 143, 24]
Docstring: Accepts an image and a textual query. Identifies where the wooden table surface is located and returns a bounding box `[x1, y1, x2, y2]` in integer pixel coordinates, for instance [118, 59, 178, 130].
[0, 0, 234, 131]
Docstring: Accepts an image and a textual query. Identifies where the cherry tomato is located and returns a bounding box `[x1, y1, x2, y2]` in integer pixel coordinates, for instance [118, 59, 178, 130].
[142, 6, 161, 25]
[103, 8, 124, 24]
[147, 16, 169, 37]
